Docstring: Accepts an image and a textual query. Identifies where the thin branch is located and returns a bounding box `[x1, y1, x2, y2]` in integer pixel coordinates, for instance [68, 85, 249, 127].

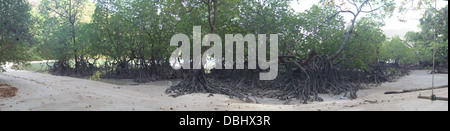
[180, 1, 201, 15]
[349, 0, 358, 9]
[347, 0, 355, 6]
[398, 0, 416, 21]
[328, 10, 356, 20]
[334, 4, 344, 11]
[46, 6, 69, 19]
[357, 0, 370, 12]
[360, 5, 384, 13]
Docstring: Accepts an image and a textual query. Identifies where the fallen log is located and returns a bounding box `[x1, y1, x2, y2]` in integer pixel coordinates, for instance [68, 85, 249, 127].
[384, 85, 448, 94]
[417, 95, 448, 101]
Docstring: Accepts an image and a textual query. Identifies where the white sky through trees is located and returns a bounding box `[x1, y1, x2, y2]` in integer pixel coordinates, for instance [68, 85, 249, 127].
[290, 0, 448, 39]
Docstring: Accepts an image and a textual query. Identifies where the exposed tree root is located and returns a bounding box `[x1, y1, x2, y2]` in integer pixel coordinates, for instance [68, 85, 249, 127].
[165, 70, 252, 102]
[271, 55, 362, 104]
[49, 61, 97, 77]
[49, 61, 185, 82]
[48, 56, 411, 104]
[206, 54, 407, 104]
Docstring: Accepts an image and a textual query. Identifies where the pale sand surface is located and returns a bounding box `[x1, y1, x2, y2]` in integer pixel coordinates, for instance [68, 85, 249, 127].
[1, 63, 447, 111]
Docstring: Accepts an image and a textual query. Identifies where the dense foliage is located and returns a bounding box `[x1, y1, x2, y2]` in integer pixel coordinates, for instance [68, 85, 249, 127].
[405, 5, 448, 71]
[0, 0, 33, 71]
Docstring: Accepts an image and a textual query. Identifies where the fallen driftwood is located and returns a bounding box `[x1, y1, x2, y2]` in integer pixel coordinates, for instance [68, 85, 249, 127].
[384, 85, 448, 94]
[417, 95, 448, 101]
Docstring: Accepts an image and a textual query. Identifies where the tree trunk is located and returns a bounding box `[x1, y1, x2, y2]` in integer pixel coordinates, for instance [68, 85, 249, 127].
[328, 12, 358, 61]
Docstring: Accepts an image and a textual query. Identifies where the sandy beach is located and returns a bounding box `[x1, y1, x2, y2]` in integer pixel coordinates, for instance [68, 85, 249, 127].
[0, 63, 447, 111]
